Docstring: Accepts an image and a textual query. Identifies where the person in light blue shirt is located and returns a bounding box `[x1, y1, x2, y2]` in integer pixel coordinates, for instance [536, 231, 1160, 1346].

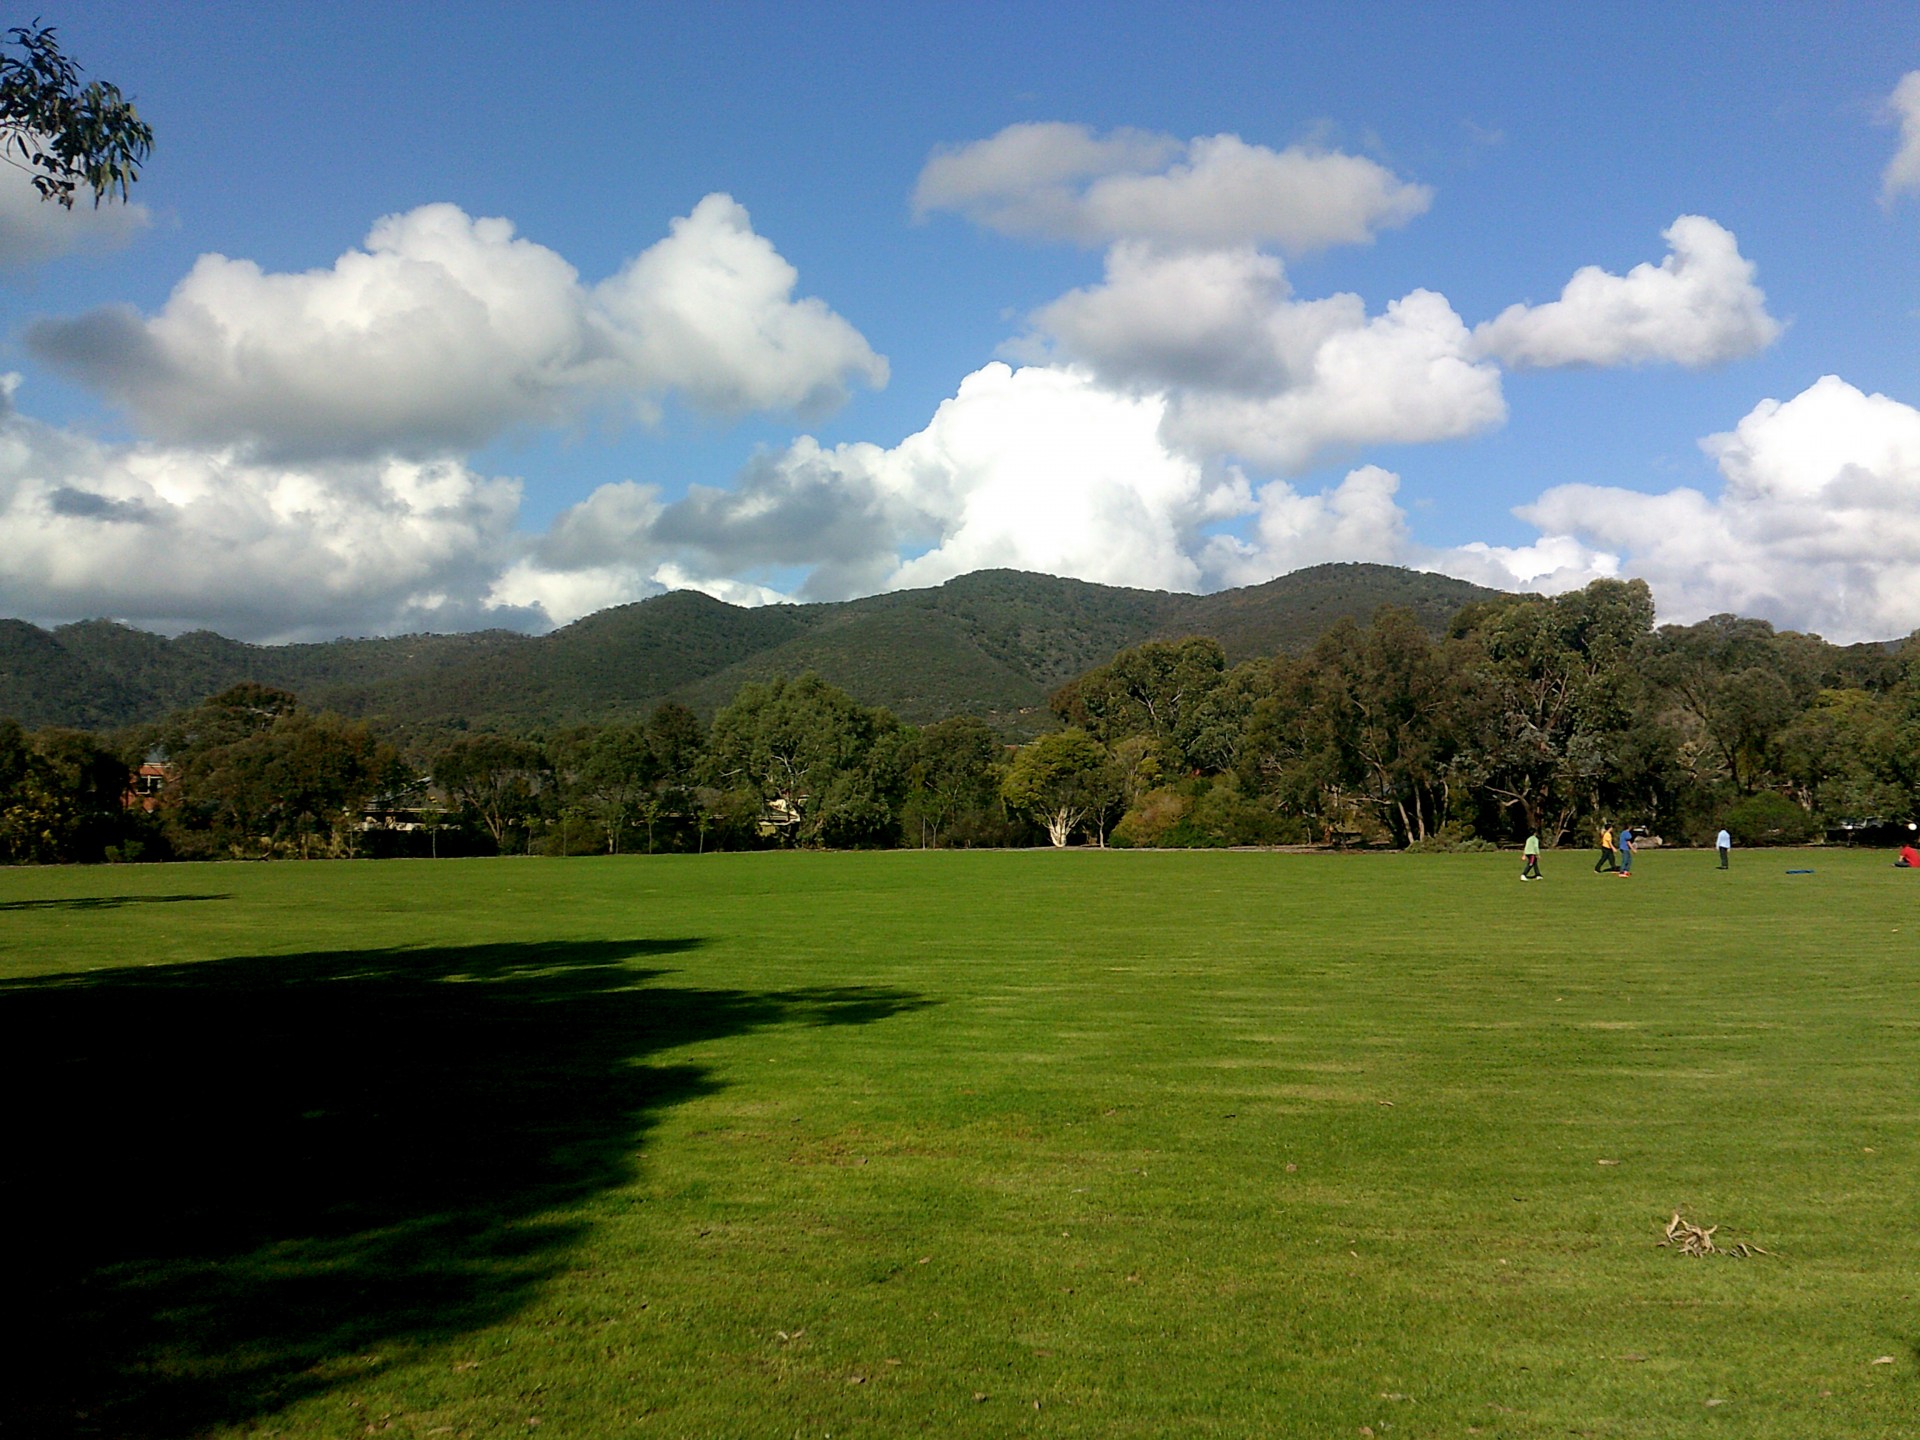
[1617, 825, 1634, 876]
[1716, 827, 1730, 870]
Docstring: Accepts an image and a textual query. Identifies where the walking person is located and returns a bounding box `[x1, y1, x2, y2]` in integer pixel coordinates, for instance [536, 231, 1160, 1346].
[1716, 827, 1730, 870]
[1617, 824, 1635, 877]
[1594, 821, 1617, 873]
[1522, 830, 1543, 881]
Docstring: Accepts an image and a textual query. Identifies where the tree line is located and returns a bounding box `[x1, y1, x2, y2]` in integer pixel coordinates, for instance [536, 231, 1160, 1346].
[4, 579, 1917, 863]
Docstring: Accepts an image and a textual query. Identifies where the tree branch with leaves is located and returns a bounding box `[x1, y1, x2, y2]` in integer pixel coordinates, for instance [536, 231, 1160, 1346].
[2, 20, 153, 207]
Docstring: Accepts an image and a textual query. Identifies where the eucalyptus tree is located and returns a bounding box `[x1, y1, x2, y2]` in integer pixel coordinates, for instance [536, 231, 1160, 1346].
[1453, 578, 1656, 842]
[705, 674, 905, 847]
[1053, 637, 1239, 774]
[161, 703, 403, 859]
[0, 720, 130, 863]
[1001, 727, 1122, 847]
[433, 734, 549, 853]
[900, 715, 1004, 848]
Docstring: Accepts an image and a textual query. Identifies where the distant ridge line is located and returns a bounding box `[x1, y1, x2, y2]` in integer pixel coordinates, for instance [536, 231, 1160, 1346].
[0, 563, 1506, 738]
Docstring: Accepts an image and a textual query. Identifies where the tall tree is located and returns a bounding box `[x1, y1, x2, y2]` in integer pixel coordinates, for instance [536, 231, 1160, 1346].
[0, 720, 131, 863]
[1457, 579, 1655, 841]
[901, 716, 1005, 848]
[433, 735, 548, 853]
[567, 724, 656, 855]
[640, 701, 705, 851]
[705, 674, 903, 847]
[160, 705, 402, 859]
[1002, 728, 1121, 848]
[1054, 637, 1238, 774]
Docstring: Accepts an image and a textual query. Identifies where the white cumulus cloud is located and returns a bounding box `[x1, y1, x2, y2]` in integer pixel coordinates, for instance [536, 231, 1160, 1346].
[1882, 70, 1920, 202]
[1473, 216, 1780, 369]
[506, 363, 1251, 618]
[1025, 245, 1507, 471]
[1510, 375, 1920, 641]
[1202, 464, 1412, 586]
[26, 194, 886, 460]
[0, 377, 531, 640]
[915, 122, 1430, 252]
[0, 159, 150, 271]
[1156, 288, 1506, 470]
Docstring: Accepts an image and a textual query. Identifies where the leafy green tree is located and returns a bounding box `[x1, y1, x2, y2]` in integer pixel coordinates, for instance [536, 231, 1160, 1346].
[2, 20, 153, 206]
[568, 724, 655, 854]
[705, 674, 904, 847]
[900, 716, 1004, 848]
[433, 734, 548, 853]
[1054, 637, 1244, 774]
[1456, 579, 1655, 841]
[640, 701, 705, 851]
[1645, 616, 1806, 796]
[1238, 652, 1346, 842]
[0, 720, 132, 863]
[1294, 611, 1469, 846]
[1002, 728, 1121, 847]
[161, 705, 403, 859]
[1777, 687, 1903, 819]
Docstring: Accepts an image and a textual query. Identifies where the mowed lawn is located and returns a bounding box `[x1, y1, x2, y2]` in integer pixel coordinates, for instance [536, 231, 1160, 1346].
[2, 848, 1916, 1438]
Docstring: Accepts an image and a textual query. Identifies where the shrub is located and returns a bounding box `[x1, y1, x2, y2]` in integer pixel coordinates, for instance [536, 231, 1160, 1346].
[1110, 788, 1190, 848]
[1724, 791, 1819, 847]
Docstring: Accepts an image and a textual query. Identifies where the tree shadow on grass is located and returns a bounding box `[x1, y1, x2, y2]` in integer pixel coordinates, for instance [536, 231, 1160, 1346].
[0, 893, 233, 912]
[0, 938, 932, 1439]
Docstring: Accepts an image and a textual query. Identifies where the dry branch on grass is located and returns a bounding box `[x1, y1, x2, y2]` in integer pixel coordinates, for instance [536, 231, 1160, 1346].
[1659, 1210, 1771, 1258]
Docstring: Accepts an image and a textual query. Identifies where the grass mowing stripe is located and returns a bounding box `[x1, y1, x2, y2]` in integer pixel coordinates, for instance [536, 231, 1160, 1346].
[1, 848, 1914, 1437]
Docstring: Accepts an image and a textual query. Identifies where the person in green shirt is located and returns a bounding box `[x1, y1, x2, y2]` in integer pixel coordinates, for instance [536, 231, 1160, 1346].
[1522, 831, 1542, 881]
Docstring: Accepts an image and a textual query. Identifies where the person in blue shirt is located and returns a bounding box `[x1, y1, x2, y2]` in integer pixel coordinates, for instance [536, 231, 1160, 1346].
[1617, 825, 1635, 877]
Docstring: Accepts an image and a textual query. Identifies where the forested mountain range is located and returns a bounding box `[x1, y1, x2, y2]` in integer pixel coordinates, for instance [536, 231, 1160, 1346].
[0, 564, 1501, 739]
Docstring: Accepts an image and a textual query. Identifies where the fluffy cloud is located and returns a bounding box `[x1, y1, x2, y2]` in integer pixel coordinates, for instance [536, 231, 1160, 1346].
[19, 357, 1920, 648]
[1155, 288, 1502, 470]
[1505, 376, 1920, 641]
[0, 377, 531, 641]
[27, 194, 886, 460]
[1473, 216, 1780, 369]
[507, 364, 1248, 615]
[1198, 463, 1615, 597]
[872, 363, 1243, 592]
[915, 123, 1430, 252]
[1883, 71, 1920, 202]
[1024, 245, 1506, 471]
[1202, 464, 1411, 586]
[0, 160, 149, 271]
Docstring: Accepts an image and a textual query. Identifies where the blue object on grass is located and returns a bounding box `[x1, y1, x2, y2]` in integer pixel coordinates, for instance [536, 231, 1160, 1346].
[1785, 868, 1814, 874]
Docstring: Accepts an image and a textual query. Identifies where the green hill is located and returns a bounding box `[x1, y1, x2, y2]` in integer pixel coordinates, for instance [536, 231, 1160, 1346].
[0, 564, 1504, 738]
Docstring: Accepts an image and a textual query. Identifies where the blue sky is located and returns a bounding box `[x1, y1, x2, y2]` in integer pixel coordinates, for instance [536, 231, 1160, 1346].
[5, 2, 1920, 642]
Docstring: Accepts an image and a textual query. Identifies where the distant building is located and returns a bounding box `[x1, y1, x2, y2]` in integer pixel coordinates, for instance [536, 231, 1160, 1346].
[123, 758, 173, 812]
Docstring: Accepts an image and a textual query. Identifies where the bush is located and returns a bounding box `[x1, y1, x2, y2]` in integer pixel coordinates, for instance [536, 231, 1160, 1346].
[1186, 775, 1289, 847]
[1110, 788, 1190, 848]
[1724, 791, 1819, 847]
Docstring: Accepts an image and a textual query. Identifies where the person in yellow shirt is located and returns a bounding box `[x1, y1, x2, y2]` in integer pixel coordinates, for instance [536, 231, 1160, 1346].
[1593, 822, 1617, 873]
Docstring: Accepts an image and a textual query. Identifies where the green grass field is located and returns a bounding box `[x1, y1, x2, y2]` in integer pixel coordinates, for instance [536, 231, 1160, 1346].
[3, 847, 1916, 1438]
